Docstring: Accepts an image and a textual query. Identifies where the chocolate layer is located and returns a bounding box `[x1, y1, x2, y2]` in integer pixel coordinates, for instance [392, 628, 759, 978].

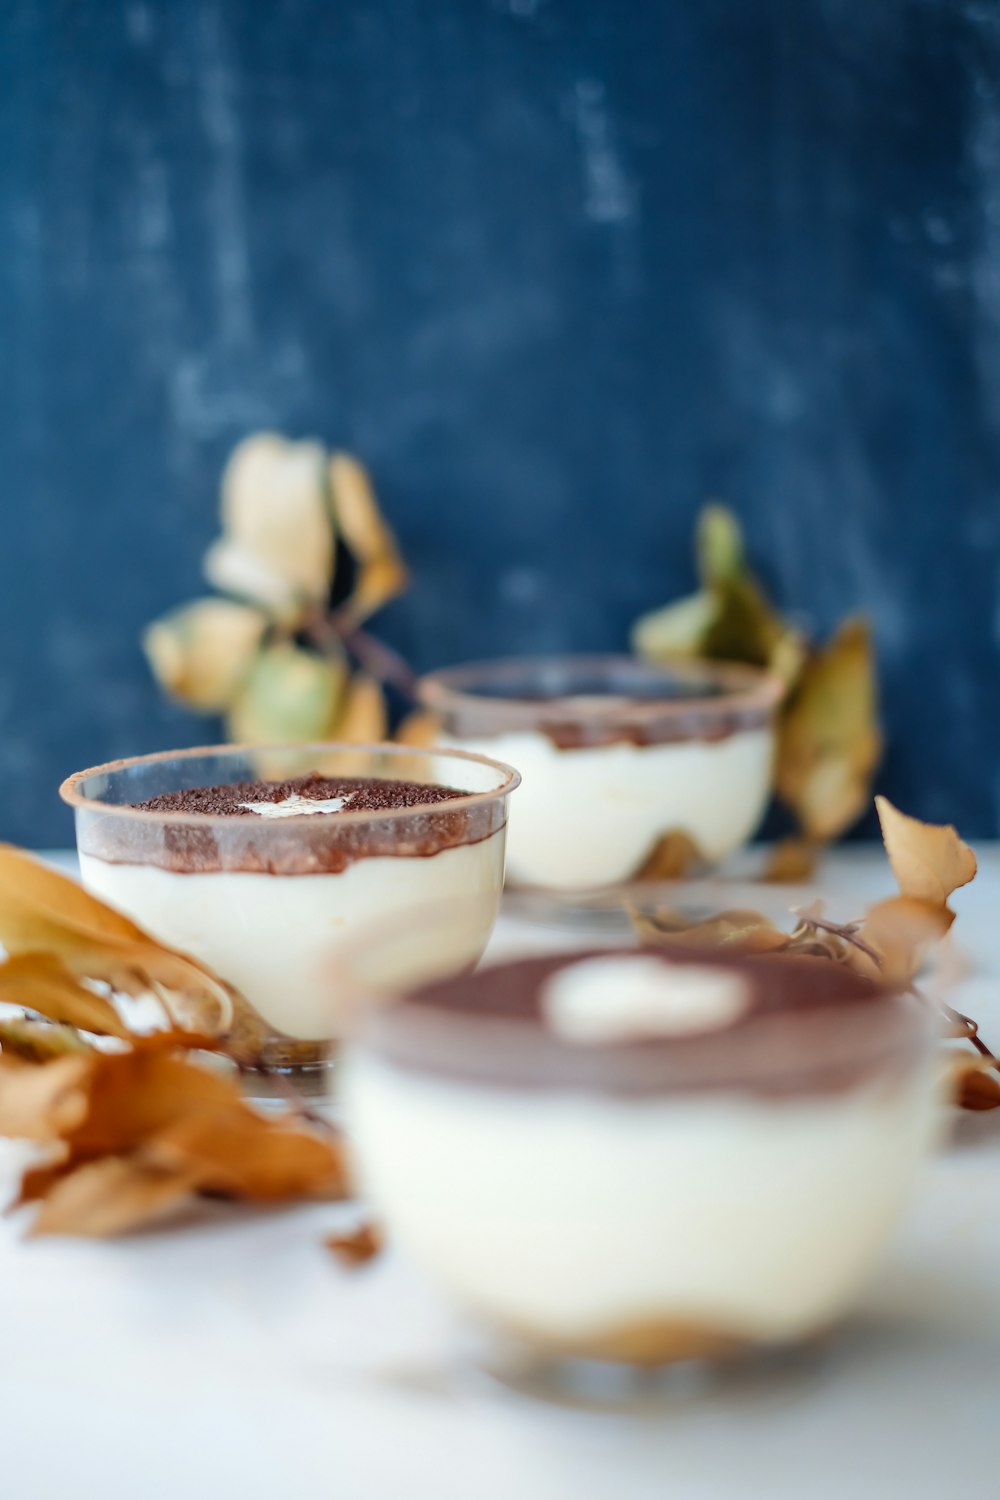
[80, 773, 503, 875]
[131, 772, 465, 816]
[419, 660, 783, 750]
[361, 949, 929, 1098]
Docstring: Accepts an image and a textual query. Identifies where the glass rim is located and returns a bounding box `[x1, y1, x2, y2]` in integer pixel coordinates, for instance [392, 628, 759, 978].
[59, 740, 521, 830]
[416, 653, 785, 725]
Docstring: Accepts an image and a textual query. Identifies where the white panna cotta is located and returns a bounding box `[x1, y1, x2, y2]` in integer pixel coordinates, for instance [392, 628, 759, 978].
[74, 771, 509, 1045]
[344, 949, 941, 1362]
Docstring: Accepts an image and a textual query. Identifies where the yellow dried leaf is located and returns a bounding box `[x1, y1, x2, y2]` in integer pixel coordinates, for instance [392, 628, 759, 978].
[329, 452, 408, 624]
[142, 598, 267, 713]
[760, 838, 819, 884]
[220, 433, 335, 607]
[630, 590, 718, 661]
[0, 953, 130, 1038]
[696, 503, 745, 586]
[0, 848, 235, 1040]
[775, 619, 882, 841]
[334, 672, 388, 744]
[226, 641, 346, 745]
[395, 709, 443, 748]
[875, 797, 977, 910]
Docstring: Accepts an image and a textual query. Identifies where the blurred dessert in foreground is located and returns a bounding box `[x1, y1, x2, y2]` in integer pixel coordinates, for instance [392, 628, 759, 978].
[344, 946, 941, 1364]
[417, 655, 783, 892]
[61, 743, 519, 1067]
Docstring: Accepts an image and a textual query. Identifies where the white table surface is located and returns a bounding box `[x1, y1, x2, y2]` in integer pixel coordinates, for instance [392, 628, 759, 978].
[2, 849, 999, 1500]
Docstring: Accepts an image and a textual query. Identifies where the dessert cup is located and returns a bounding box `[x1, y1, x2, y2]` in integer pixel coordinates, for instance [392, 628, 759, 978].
[342, 933, 943, 1368]
[60, 742, 519, 1071]
[417, 655, 783, 897]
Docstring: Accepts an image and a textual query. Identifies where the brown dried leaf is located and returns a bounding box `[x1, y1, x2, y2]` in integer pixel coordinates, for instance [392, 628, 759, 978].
[0, 953, 130, 1038]
[326, 1221, 383, 1266]
[950, 1059, 1000, 1112]
[329, 452, 408, 625]
[3, 1042, 348, 1236]
[760, 838, 819, 884]
[148, 1108, 347, 1202]
[633, 830, 705, 882]
[875, 797, 977, 910]
[0, 1055, 92, 1142]
[775, 619, 882, 841]
[858, 895, 954, 986]
[633, 907, 791, 955]
[28, 1157, 203, 1238]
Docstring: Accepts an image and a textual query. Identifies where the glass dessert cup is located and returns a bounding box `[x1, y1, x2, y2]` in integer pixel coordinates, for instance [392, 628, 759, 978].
[60, 742, 519, 1073]
[342, 929, 943, 1373]
[417, 654, 784, 906]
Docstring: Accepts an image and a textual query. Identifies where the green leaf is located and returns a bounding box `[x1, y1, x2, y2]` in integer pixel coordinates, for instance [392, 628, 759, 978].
[227, 642, 346, 744]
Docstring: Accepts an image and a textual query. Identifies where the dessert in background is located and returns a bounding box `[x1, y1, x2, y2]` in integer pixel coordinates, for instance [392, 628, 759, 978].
[417, 655, 783, 891]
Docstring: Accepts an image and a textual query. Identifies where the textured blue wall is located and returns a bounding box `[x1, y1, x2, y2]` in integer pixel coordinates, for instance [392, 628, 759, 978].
[2, 0, 999, 845]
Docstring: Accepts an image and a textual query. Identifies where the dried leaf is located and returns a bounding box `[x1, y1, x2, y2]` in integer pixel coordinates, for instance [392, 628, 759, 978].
[630, 590, 718, 661]
[28, 1157, 203, 1238]
[226, 641, 346, 745]
[0, 953, 130, 1038]
[950, 1059, 1000, 1112]
[0, 848, 235, 1040]
[633, 830, 705, 882]
[329, 453, 408, 625]
[858, 895, 953, 986]
[204, 538, 303, 626]
[875, 797, 977, 910]
[775, 619, 882, 841]
[0, 1018, 92, 1064]
[0, 1055, 91, 1142]
[326, 1221, 383, 1266]
[142, 598, 267, 713]
[696, 503, 745, 586]
[631, 507, 805, 689]
[219, 434, 335, 610]
[760, 838, 819, 884]
[334, 672, 388, 744]
[632, 907, 791, 955]
[3, 1042, 348, 1236]
[148, 1110, 346, 1202]
[395, 709, 443, 748]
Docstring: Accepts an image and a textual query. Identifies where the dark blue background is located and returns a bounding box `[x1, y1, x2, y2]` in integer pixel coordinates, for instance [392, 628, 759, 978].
[3, 0, 999, 845]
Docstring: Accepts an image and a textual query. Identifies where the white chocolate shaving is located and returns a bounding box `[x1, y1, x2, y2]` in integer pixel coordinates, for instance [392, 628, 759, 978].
[239, 793, 351, 818]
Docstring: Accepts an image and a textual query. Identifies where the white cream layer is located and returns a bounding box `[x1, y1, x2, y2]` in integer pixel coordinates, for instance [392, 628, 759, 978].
[442, 729, 774, 889]
[79, 831, 505, 1040]
[344, 1056, 941, 1345]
